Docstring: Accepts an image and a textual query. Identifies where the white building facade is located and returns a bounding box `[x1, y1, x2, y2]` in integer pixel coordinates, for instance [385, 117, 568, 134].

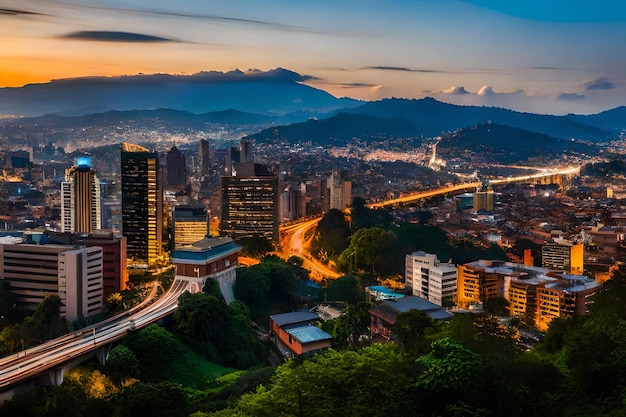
[405, 251, 457, 306]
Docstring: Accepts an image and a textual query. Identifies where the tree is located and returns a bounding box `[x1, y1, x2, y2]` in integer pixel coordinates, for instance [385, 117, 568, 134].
[21, 294, 70, 345]
[338, 227, 400, 277]
[237, 236, 274, 259]
[173, 292, 266, 368]
[231, 344, 414, 417]
[123, 324, 186, 379]
[235, 267, 271, 319]
[310, 209, 350, 259]
[392, 309, 436, 355]
[415, 338, 486, 416]
[483, 296, 509, 316]
[106, 345, 139, 382]
[0, 280, 17, 324]
[118, 381, 187, 417]
[326, 275, 365, 304]
[330, 303, 371, 350]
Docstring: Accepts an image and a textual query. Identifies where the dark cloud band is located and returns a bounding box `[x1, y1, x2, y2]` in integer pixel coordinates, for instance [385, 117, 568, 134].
[364, 66, 446, 73]
[61, 31, 174, 43]
[0, 8, 44, 16]
[584, 77, 615, 91]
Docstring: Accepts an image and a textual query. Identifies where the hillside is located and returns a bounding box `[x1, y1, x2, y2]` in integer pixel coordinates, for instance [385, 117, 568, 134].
[437, 122, 597, 164]
[246, 113, 421, 146]
[342, 97, 615, 141]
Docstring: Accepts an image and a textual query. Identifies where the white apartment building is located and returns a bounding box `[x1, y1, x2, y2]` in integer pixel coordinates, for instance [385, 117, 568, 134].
[405, 251, 457, 306]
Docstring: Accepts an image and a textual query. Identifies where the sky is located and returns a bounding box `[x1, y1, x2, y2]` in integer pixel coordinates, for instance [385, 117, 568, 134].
[2, 0, 626, 115]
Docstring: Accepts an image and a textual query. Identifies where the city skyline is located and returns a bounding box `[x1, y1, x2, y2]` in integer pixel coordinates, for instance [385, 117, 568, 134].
[2, 1, 626, 115]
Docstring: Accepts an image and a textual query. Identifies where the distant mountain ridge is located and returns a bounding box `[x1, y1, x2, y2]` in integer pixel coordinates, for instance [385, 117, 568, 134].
[340, 97, 617, 141]
[0, 68, 361, 118]
[436, 122, 597, 164]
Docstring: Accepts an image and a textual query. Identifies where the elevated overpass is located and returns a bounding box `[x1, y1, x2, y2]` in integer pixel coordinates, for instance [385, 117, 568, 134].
[367, 166, 580, 209]
[0, 276, 203, 401]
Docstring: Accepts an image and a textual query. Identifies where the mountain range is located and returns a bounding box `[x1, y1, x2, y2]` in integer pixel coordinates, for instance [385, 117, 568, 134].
[2, 68, 626, 160]
[0, 68, 360, 119]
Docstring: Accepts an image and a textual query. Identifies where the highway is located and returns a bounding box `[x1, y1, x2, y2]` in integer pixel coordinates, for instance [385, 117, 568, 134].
[0, 277, 199, 391]
[367, 165, 580, 209]
[279, 218, 341, 281]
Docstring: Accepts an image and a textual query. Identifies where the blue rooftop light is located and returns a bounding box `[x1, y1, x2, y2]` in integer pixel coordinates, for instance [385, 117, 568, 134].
[77, 156, 91, 169]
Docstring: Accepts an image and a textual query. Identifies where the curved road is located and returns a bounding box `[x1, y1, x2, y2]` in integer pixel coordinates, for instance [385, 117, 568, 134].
[0, 277, 200, 392]
[279, 218, 341, 281]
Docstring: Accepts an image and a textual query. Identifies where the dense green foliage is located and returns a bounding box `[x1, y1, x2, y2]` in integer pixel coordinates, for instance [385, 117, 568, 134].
[236, 236, 274, 259]
[310, 208, 350, 260]
[0, 294, 70, 355]
[313, 198, 507, 278]
[173, 294, 267, 369]
[234, 255, 299, 322]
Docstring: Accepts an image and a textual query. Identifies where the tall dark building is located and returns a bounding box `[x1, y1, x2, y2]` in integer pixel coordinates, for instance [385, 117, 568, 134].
[198, 139, 211, 176]
[220, 143, 278, 241]
[240, 139, 253, 163]
[166, 146, 187, 189]
[120, 143, 163, 267]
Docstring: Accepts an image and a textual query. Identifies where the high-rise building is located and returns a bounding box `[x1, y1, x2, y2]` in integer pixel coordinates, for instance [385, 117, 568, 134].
[473, 183, 494, 211]
[172, 206, 209, 246]
[120, 143, 163, 268]
[221, 172, 279, 241]
[45, 231, 128, 299]
[281, 184, 306, 221]
[541, 239, 584, 274]
[166, 146, 187, 189]
[220, 142, 279, 241]
[405, 251, 457, 306]
[61, 156, 101, 233]
[240, 139, 253, 164]
[198, 139, 211, 176]
[327, 171, 352, 211]
[0, 242, 103, 321]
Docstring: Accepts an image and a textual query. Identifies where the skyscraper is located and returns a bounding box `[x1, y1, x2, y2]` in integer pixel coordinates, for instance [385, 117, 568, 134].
[166, 146, 187, 189]
[61, 156, 101, 233]
[220, 141, 279, 241]
[121, 143, 163, 267]
[198, 139, 211, 176]
[327, 170, 352, 211]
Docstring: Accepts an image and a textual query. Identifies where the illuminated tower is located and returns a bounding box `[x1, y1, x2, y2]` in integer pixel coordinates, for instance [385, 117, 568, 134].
[61, 156, 101, 233]
[121, 143, 163, 267]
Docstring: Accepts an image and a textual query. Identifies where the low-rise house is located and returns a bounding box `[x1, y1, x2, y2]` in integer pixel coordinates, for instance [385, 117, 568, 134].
[369, 296, 453, 342]
[269, 311, 332, 358]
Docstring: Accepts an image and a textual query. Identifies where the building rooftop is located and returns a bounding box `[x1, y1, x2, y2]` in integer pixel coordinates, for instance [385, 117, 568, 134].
[545, 274, 601, 293]
[270, 311, 321, 327]
[370, 296, 454, 323]
[287, 325, 333, 344]
[170, 236, 241, 263]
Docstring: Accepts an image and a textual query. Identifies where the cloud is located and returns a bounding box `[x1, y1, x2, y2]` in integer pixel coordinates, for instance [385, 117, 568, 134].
[477, 86, 494, 96]
[558, 92, 586, 101]
[61, 31, 175, 43]
[364, 66, 447, 73]
[442, 86, 470, 95]
[584, 77, 615, 91]
[64, 3, 324, 34]
[0, 8, 44, 16]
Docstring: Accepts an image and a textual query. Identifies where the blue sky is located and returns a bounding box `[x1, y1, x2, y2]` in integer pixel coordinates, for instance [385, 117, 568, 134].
[2, 0, 625, 114]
